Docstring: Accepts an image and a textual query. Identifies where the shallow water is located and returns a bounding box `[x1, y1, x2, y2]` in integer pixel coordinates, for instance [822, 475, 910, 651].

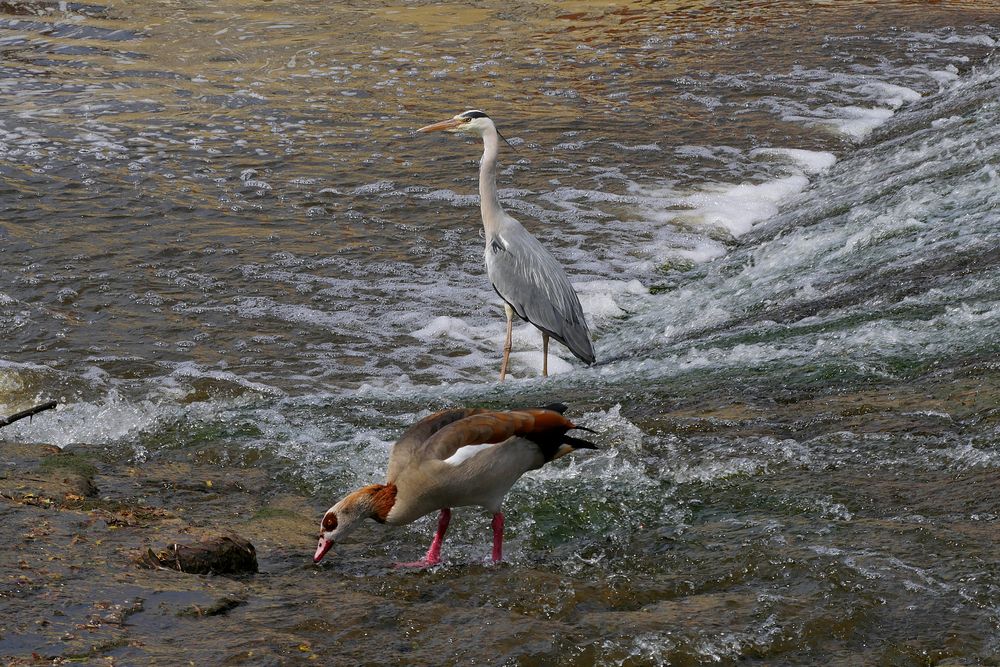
[2, 0, 999, 663]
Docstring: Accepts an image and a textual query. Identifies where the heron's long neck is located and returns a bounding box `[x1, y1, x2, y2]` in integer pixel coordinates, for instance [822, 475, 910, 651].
[479, 129, 504, 238]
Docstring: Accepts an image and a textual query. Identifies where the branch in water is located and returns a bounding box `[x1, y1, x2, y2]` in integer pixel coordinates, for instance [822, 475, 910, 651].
[0, 400, 58, 429]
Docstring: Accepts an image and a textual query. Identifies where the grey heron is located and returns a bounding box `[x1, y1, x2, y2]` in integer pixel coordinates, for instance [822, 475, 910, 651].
[418, 110, 596, 381]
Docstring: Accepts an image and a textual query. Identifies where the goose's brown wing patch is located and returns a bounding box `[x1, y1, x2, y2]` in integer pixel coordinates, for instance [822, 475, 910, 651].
[419, 409, 578, 463]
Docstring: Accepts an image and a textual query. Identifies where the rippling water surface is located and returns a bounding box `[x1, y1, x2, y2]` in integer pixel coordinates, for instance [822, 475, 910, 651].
[2, 0, 999, 663]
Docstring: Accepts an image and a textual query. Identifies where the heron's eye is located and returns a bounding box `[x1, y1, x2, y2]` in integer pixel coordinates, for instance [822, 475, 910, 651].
[322, 514, 338, 531]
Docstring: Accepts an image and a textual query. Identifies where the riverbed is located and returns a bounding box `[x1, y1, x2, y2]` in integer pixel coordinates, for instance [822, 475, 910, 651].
[2, 1, 999, 664]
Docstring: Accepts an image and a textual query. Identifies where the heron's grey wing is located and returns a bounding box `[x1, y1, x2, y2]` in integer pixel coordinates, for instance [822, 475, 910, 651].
[486, 224, 596, 364]
[386, 408, 485, 482]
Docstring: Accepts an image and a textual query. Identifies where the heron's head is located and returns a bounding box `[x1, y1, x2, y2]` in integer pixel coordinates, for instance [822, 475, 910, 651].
[313, 483, 396, 563]
[418, 109, 494, 137]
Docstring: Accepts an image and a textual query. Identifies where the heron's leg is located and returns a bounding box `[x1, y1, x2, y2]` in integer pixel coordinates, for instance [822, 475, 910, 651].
[394, 508, 451, 568]
[499, 303, 514, 382]
[491, 512, 504, 563]
[542, 333, 550, 377]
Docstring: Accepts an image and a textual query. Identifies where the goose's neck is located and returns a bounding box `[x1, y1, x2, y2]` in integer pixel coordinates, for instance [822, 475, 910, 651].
[479, 128, 504, 238]
[370, 483, 397, 523]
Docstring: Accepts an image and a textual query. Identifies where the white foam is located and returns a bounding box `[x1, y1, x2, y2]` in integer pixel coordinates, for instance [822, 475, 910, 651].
[410, 315, 479, 344]
[854, 82, 921, 109]
[574, 279, 649, 296]
[925, 68, 961, 86]
[0, 390, 175, 449]
[785, 106, 895, 141]
[507, 350, 574, 376]
[632, 151, 837, 271]
[574, 279, 649, 321]
[418, 188, 478, 207]
[909, 32, 997, 47]
[829, 106, 896, 140]
[641, 235, 727, 271]
[578, 404, 644, 454]
[351, 180, 396, 195]
[611, 142, 661, 152]
[676, 175, 810, 237]
[932, 443, 1000, 469]
[523, 406, 657, 494]
[405, 305, 595, 381]
[578, 292, 626, 320]
[233, 296, 353, 330]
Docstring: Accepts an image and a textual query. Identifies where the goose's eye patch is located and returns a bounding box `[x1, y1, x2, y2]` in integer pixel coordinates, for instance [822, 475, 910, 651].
[322, 514, 338, 531]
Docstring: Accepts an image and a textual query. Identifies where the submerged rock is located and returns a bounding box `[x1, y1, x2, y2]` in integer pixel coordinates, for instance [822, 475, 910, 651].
[177, 596, 248, 618]
[0, 443, 98, 502]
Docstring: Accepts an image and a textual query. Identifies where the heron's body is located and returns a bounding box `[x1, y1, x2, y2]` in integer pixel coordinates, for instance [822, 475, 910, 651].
[419, 110, 595, 380]
[313, 405, 596, 566]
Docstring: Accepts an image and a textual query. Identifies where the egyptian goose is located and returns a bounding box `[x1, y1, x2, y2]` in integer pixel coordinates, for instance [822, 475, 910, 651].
[313, 404, 596, 566]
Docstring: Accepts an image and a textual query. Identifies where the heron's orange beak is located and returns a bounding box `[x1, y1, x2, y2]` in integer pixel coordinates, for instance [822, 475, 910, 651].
[417, 118, 463, 133]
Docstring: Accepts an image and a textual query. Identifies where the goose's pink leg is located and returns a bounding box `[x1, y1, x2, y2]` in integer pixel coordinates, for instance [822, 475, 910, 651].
[395, 508, 450, 568]
[491, 512, 504, 563]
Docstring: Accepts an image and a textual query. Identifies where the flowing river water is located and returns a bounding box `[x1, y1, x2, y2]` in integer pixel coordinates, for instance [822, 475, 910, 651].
[2, 0, 999, 664]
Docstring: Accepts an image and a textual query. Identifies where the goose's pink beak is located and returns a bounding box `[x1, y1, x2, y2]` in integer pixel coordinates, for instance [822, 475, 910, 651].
[313, 537, 333, 563]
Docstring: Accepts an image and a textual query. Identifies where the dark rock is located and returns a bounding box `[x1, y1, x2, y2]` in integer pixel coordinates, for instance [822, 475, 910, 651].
[136, 534, 258, 576]
[177, 596, 248, 618]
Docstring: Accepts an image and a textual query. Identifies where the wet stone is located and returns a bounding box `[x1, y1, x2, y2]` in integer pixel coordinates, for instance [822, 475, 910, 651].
[177, 595, 248, 618]
[136, 534, 258, 576]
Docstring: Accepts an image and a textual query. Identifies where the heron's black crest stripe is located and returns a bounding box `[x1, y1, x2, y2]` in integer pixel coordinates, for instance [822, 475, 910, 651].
[459, 110, 489, 119]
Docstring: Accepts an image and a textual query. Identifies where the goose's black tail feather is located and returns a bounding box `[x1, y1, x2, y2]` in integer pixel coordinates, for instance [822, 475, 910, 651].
[562, 434, 598, 450]
[521, 403, 599, 461]
[529, 430, 599, 462]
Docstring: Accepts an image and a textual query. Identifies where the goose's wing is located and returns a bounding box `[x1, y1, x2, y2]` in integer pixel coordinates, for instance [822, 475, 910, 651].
[416, 408, 589, 465]
[386, 408, 486, 483]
